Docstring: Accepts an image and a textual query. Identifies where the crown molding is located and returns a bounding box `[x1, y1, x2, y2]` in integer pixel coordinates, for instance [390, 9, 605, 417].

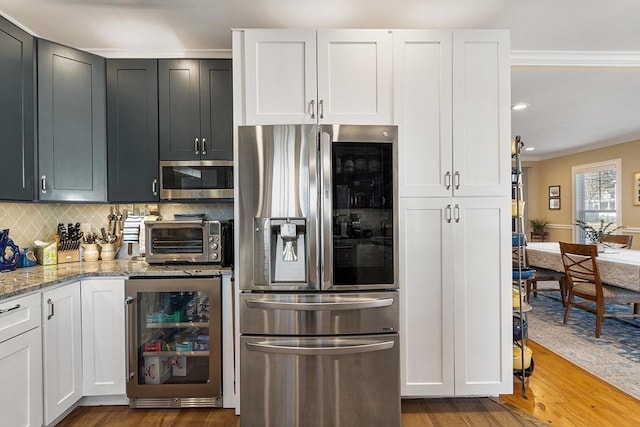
[521, 132, 640, 162]
[84, 48, 232, 59]
[511, 50, 640, 67]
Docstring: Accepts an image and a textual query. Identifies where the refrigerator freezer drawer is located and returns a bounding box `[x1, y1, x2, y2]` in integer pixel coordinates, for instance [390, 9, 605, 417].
[240, 334, 400, 427]
[240, 291, 399, 335]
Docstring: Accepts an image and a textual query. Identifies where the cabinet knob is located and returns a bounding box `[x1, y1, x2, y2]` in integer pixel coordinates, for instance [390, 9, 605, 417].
[194, 138, 200, 155]
[454, 171, 461, 189]
[319, 99, 324, 119]
[201, 138, 207, 155]
[152, 179, 158, 196]
[41, 175, 47, 194]
[310, 100, 316, 119]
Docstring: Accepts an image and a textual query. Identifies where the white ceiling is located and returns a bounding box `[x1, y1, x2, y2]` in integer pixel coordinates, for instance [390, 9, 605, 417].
[2, 0, 639, 159]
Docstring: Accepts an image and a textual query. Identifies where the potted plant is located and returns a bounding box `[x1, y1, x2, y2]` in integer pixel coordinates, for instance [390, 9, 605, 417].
[528, 218, 549, 241]
[575, 219, 626, 251]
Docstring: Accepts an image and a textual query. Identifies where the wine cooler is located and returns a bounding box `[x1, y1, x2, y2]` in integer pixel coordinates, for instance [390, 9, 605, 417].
[125, 276, 222, 408]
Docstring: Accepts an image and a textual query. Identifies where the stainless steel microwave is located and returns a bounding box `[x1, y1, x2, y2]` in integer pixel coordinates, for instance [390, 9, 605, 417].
[159, 160, 233, 200]
[145, 220, 233, 265]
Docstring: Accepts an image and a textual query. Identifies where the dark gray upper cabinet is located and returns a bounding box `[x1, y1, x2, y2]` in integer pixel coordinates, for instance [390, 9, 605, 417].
[0, 17, 35, 201]
[107, 59, 159, 202]
[159, 59, 232, 161]
[37, 39, 107, 202]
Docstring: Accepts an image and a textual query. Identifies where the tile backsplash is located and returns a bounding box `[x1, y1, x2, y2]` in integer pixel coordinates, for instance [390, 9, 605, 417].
[0, 201, 233, 250]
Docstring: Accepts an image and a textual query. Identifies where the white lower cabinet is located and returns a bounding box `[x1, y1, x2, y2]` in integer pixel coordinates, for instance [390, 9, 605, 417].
[0, 294, 43, 427]
[81, 278, 126, 396]
[42, 282, 83, 424]
[399, 197, 511, 396]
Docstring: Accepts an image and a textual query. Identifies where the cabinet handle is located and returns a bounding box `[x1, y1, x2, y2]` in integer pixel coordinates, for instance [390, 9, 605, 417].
[310, 100, 316, 119]
[454, 204, 461, 223]
[319, 99, 324, 119]
[0, 303, 20, 316]
[445, 172, 451, 190]
[446, 204, 452, 223]
[454, 171, 461, 189]
[152, 179, 158, 196]
[47, 298, 54, 320]
[41, 175, 47, 194]
[194, 138, 200, 155]
[201, 138, 207, 155]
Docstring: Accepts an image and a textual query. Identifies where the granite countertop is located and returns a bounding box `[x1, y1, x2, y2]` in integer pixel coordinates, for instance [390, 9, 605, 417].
[0, 260, 232, 301]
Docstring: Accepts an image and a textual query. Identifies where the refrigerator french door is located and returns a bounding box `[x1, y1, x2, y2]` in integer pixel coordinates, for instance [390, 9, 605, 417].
[238, 124, 398, 292]
[125, 277, 222, 408]
[237, 125, 400, 427]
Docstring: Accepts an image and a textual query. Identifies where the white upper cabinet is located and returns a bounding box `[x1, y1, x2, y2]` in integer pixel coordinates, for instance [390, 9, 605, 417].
[394, 30, 511, 197]
[240, 29, 393, 125]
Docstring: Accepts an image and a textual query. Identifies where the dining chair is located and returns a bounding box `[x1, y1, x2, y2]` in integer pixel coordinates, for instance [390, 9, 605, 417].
[559, 242, 640, 338]
[512, 245, 566, 306]
[601, 234, 633, 248]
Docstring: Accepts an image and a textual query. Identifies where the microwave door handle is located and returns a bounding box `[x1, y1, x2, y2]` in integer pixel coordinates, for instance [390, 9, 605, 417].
[244, 297, 394, 311]
[246, 340, 395, 356]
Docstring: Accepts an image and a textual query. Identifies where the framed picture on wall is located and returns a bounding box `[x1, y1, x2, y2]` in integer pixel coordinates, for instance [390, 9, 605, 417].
[549, 198, 561, 210]
[548, 185, 561, 198]
[634, 172, 640, 206]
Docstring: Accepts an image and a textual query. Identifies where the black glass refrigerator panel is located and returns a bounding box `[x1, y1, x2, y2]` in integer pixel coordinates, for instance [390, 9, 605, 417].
[136, 290, 212, 386]
[332, 142, 394, 285]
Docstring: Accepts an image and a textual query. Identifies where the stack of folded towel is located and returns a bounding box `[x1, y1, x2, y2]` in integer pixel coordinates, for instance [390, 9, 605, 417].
[122, 215, 144, 255]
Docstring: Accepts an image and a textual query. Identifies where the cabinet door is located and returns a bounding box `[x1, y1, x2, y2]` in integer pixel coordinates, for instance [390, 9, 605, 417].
[317, 30, 393, 125]
[159, 59, 202, 160]
[0, 17, 35, 201]
[394, 30, 452, 197]
[243, 29, 317, 125]
[0, 327, 43, 427]
[107, 59, 159, 201]
[199, 59, 233, 160]
[452, 197, 511, 395]
[81, 278, 126, 396]
[399, 198, 455, 396]
[42, 282, 82, 424]
[452, 31, 511, 197]
[37, 39, 107, 202]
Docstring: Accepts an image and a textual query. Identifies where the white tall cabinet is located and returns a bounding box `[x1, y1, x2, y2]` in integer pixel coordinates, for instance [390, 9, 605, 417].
[395, 30, 512, 396]
[238, 29, 392, 125]
[81, 278, 126, 396]
[42, 282, 83, 424]
[234, 28, 512, 399]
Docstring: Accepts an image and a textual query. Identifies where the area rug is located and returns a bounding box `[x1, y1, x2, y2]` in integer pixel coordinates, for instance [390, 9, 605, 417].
[525, 288, 640, 399]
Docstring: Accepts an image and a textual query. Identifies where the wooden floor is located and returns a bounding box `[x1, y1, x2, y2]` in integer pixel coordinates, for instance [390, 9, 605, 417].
[501, 340, 640, 426]
[58, 340, 640, 427]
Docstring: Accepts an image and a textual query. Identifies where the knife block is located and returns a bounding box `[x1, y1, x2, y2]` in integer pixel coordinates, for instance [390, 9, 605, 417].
[58, 248, 80, 264]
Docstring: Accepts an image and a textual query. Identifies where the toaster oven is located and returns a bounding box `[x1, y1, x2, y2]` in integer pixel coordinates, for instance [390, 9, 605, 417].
[144, 220, 233, 265]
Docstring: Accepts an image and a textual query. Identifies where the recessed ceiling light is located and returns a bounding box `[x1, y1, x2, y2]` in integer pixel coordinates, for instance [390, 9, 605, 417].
[525, 147, 535, 151]
[511, 103, 529, 111]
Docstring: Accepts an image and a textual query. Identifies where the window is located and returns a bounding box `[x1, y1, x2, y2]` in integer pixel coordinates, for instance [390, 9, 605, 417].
[572, 159, 622, 243]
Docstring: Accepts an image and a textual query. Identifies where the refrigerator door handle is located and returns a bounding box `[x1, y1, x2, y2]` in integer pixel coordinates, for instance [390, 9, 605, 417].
[246, 340, 394, 356]
[125, 296, 135, 382]
[320, 129, 333, 289]
[245, 297, 394, 311]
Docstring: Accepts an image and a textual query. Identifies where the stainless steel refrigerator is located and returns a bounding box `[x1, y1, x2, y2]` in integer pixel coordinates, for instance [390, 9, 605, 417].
[237, 125, 400, 427]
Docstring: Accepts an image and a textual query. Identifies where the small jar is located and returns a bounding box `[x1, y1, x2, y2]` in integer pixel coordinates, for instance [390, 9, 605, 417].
[82, 244, 100, 262]
[100, 243, 117, 261]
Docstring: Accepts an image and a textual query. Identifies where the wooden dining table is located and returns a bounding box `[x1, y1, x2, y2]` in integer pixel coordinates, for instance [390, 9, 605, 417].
[526, 241, 640, 293]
